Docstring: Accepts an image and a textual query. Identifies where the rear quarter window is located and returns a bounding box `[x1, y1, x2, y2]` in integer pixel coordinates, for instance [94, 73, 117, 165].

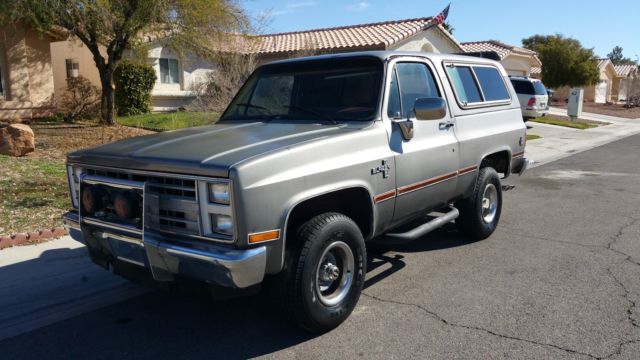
[446, 63, 511, 107]
[510, 80, 535, 95]
[473, 66, 510, 101]
[446, 66, 482, 104]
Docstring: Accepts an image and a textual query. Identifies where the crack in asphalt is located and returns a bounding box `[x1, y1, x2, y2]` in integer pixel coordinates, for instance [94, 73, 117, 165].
[606, 218, 640, 267]
[363, 218, 640, 359]
[602, 268, 640, 359]
[361, 292, 600, 359]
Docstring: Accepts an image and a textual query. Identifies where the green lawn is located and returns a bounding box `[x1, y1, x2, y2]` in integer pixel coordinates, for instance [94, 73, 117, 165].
[118, 111, 220, 131]
[526, 134, 542, 141]
[529, 116, 598, 130]
[0, 155, 68, 236]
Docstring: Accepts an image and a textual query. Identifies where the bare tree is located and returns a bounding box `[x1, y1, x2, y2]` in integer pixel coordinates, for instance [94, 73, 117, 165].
[189, 52, 258, 112]
[189, 38, 322, 113]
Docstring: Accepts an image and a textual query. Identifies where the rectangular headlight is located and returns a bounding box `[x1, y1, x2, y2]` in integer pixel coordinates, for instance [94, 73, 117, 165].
[208, 182, 230, 205]
[210, 214, 233, 236]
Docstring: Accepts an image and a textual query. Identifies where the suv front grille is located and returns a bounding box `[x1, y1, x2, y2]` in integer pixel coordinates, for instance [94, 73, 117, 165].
[84, 168, 201, 237]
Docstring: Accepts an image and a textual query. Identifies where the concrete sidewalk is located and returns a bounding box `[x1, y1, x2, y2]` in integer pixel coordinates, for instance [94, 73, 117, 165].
[525, 108, 640, 167]
[0, 237, 147, 341]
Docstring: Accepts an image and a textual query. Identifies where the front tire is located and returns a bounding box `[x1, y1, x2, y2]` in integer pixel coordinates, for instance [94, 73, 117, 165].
[456, 167, 502, 240]
[278, 212, 366, 333]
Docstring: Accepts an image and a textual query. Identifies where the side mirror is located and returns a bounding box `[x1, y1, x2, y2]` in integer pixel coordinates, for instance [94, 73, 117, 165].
[414, 97, 447, 121]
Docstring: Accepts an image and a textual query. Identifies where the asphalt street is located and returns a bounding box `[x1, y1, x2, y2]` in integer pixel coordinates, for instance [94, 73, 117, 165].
[1, 134, 640, 359]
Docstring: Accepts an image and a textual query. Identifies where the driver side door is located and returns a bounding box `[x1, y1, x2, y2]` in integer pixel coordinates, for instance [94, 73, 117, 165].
[387, 60, 460, 222]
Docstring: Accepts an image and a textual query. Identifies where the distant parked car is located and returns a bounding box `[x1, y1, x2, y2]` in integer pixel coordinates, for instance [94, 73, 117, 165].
[509, 76, 549, 120]
[546, 88, 555, 102]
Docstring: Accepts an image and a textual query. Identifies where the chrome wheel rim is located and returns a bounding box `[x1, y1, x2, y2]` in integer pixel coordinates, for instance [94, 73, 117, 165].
[482, 183, 498, 223]
[315, 241, 355, 306]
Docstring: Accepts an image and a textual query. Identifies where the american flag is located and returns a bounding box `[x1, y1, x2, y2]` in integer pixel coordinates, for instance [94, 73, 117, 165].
[425, 4, 450, 30]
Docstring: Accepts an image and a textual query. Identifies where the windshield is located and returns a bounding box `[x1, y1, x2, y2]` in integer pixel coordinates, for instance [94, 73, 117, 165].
[220, 57, 383, 122]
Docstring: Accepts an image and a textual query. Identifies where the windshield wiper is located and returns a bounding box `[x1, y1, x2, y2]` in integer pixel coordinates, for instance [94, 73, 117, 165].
[231, 102, 278, 122]
[284, 105, 338, 125]
[234, 103, 269, 111]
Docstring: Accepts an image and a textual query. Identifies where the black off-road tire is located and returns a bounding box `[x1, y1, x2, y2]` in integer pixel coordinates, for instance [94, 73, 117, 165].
[456, 167, 502, 240]
[276, 212, 366, 333]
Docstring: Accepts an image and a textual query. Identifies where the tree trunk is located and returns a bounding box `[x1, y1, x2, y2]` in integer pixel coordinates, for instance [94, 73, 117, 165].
[99, 70, 116, 125]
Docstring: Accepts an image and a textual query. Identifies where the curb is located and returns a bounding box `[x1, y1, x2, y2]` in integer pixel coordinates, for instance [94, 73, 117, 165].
[0, 226, 68, 250]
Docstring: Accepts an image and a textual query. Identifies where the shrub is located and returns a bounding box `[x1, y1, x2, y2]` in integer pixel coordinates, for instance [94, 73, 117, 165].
[59, 76, 101, 122]
[114, 60, 156, 116]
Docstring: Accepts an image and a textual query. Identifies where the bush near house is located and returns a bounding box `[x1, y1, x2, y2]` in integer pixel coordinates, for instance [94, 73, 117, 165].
[114, 60, 156, 116]
[59, 76, 101, 122]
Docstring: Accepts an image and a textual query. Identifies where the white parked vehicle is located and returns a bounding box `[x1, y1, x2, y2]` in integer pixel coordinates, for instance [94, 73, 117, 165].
[509, 76, 549, 120]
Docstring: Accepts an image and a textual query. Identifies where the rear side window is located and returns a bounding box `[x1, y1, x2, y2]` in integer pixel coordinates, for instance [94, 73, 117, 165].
[446, 66, 482, 104]
[473, 66, 510, 101]
[532, 81, 547, 95]
[446, 63, 512, 107]
[511, 80, 535, 95]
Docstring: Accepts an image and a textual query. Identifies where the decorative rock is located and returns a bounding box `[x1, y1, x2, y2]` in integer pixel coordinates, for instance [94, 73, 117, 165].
[0, 236, 12, 249]
[52, 227, 67, 237]
[11, 233, 28, 246]
[0, 123, 36, 156]
[39, 229, 54, 239]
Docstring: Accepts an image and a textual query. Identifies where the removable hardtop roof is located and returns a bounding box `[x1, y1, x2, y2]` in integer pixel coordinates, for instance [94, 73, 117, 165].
[263, 50, 506, 71]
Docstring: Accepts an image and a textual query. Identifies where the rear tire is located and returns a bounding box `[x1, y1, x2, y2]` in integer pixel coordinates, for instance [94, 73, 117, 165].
[456, 167, 502, 240]
[276, 212, 366, 333]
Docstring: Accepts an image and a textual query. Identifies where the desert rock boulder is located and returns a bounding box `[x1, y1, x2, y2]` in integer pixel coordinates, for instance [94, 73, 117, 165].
[0, 124, 36, 156]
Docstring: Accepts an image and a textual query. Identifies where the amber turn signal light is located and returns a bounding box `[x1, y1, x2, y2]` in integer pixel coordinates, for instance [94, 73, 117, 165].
[248, 230, 281, 244]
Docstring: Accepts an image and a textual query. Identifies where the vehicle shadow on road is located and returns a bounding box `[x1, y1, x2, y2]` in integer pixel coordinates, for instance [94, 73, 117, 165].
[0, 226, 478, 359]
[365, 224, 478, 289]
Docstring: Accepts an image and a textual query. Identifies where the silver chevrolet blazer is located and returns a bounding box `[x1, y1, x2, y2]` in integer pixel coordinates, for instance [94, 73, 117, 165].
[63, 51, 528, 332]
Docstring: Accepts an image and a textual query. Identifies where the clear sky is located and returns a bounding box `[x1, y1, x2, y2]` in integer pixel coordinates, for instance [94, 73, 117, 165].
[242, 0, 639, 60]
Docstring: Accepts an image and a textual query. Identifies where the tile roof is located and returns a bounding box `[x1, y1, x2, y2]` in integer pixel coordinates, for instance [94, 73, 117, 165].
[613, 64, 637, 77]
[252, 17, 457, 55]
[597, 58, 613, 70]
[460, 40, 537, 59]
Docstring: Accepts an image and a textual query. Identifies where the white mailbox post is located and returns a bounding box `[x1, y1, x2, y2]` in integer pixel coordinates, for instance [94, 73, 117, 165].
[568, 88, 583, 121]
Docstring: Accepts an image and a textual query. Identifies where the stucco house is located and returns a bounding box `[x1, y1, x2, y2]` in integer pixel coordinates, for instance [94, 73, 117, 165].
[51, 17, 463, 111]
[0, 24, 67, 121]
[612, 64, 638, 102]
[460, 40, 541, 77]
[543, 59, 618, 103]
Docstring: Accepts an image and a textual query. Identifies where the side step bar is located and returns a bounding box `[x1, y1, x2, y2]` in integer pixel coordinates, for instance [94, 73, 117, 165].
[379, 207, 459, 244]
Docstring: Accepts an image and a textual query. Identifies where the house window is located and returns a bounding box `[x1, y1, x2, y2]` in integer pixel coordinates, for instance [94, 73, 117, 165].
[159, 58, 179, 84]
[65, 59, 80, 79]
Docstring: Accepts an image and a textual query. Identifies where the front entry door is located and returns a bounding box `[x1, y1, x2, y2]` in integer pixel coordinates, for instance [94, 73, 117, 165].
[387, 61, 459, 221]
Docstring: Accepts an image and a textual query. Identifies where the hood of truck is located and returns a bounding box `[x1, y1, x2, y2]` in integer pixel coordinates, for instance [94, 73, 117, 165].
[67, 121, 365, 177]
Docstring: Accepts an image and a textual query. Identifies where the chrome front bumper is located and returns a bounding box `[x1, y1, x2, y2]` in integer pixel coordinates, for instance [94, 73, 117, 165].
[63, 211, 266, 289]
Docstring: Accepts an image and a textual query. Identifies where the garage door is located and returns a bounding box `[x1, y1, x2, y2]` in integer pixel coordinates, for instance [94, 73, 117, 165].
[595, 80, 608, 103]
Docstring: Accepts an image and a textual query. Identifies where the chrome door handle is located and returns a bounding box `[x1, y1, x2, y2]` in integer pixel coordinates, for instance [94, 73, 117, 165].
[439, 121, 455, 130]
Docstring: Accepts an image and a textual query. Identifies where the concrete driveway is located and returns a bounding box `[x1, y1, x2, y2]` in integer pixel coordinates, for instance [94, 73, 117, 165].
[1, 134, 639, 359]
